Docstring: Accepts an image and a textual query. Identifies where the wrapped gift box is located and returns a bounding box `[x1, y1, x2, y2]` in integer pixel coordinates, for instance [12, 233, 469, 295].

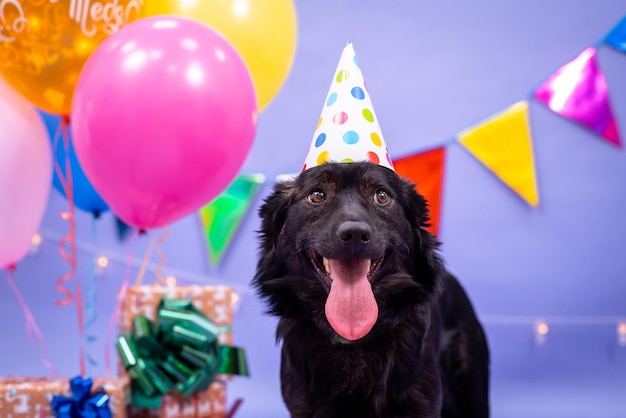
[119, 285, 236, 418]
[0, 376, 129, 417]
[119, 285, 233, 347]
[127, 382, 226, 418]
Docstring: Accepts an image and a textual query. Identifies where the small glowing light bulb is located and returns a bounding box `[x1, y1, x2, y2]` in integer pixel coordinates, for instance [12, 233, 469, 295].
[617, 321, 626, 347]
[32, 234, 42, 246]
[29, 233, 43, 255]
[230, 291, 243, 314]
[96, 256, 109, 268]
[166, 276, 177, 287]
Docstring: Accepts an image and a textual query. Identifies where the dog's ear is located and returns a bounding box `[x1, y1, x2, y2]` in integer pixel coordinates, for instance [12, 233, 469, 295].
[258, 179, 298, 251]
[399, 177, 444, 288]
[398, 177, 435, 237]
[399, 178, 431, 231]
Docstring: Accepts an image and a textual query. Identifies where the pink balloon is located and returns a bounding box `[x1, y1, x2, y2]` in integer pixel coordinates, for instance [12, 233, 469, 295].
[0, 81, 52, 268]
[72, 16, 258, 229]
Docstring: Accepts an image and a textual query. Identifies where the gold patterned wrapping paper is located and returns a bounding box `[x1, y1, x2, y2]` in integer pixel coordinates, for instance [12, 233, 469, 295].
[119, 285, 234, 347]
[119, 285, 236, 418]
[0, 376, 129, 417]
[127, 382, 226, 418]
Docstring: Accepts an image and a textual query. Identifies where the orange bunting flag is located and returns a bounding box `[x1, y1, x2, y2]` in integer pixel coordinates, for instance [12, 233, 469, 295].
[393, 147, 446, 236]
[457, 101, 539, 207]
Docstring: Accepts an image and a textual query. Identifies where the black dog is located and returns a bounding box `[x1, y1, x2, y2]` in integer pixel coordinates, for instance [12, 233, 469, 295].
[253, 162, 489, 418]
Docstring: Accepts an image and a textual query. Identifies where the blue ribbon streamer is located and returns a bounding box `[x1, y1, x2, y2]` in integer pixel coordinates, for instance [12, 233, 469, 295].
[85, 217, 99, 369]
[51, 376, 112, 418]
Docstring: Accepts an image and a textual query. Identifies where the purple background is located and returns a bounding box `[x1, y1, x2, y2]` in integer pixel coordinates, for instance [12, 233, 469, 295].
[2, 1, 626, 417]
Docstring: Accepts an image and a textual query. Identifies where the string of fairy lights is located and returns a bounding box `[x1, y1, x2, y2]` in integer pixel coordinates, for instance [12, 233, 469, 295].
[24, 230, 626, 346]
[29, 229, 246, 310]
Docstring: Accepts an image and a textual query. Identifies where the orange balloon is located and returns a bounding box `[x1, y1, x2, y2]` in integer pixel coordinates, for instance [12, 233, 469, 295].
[0, 0, 142, 115]
[143, 0, 297, 111]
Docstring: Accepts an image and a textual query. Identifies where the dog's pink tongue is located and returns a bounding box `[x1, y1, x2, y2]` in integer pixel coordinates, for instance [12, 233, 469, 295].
[324, 258, 378, 341]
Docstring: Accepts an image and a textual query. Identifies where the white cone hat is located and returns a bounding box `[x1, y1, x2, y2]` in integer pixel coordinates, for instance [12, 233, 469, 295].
[302, 42, 394, 172]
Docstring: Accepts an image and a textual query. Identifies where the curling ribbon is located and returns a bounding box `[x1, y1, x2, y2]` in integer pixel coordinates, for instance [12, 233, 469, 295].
[117, 299, 249, 408]
[52, 116, 86, 376]
[226, 398, 244, 418]
[153, 226, 170, 286]
[52, 117, 77, 307]
[51, 376, 112, 418]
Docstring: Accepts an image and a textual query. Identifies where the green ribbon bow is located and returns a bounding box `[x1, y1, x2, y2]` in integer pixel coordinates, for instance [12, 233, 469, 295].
[117, 299, 248, 408]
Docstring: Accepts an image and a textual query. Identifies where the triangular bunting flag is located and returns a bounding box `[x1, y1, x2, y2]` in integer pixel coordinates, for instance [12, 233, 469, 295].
[534, 47, 621, 147]
[604, 16, 626, 53]
[199, 174, 265, 266]
[393, 147, 445, 236]
[458, 101, 539, 207]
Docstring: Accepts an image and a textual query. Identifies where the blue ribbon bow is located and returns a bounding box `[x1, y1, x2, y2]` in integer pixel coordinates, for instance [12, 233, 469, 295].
[51, 376, 112, 418]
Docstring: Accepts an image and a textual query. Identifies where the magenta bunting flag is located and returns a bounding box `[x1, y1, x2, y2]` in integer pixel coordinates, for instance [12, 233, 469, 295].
[534, 47, 621, 147]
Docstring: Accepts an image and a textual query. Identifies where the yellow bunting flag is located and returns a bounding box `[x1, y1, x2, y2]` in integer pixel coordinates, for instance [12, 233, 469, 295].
[457, 101, 539, 206]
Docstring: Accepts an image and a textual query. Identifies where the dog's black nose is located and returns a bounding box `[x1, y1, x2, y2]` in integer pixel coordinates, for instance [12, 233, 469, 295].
[337, 221, 372, 244]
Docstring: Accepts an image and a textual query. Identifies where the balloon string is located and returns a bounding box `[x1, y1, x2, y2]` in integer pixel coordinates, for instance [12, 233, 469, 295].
[53, 117, 85, 376]
[154, 226, 170, 286]
[104, 234, 137, 377]
[134, 234, 158, 287]
[5, 269, 60, 376]
[84, 216, 99, 370]
[106, 234, 155, 375]
[51, 120, 75, 307]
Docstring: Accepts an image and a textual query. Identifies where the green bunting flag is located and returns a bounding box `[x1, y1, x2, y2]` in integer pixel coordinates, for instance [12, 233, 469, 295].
[199, 174, 265, 266]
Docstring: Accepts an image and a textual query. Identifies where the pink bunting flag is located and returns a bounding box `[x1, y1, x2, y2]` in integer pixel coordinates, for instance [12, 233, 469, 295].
[534, 47, 621, 147]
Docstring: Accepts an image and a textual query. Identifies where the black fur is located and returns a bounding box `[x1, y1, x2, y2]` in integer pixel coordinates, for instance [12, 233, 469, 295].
[252, 162, 489, 418]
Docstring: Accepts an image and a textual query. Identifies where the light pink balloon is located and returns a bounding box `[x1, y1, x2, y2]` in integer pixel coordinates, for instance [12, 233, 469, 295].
[72, 16, 258, 229]
[0, 81, 52, 268]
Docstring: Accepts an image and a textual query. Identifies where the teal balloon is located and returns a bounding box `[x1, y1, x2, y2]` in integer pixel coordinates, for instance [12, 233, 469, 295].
[39, 111, 109, 216]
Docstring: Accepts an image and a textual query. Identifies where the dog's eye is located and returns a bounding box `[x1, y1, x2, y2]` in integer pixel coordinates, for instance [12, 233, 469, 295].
[374, 189, 391, 205]
[307, 189, 326, 204]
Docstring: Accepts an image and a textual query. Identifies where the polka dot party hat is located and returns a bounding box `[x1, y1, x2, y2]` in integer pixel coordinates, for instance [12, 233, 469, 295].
[302, 42, 395, 172]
